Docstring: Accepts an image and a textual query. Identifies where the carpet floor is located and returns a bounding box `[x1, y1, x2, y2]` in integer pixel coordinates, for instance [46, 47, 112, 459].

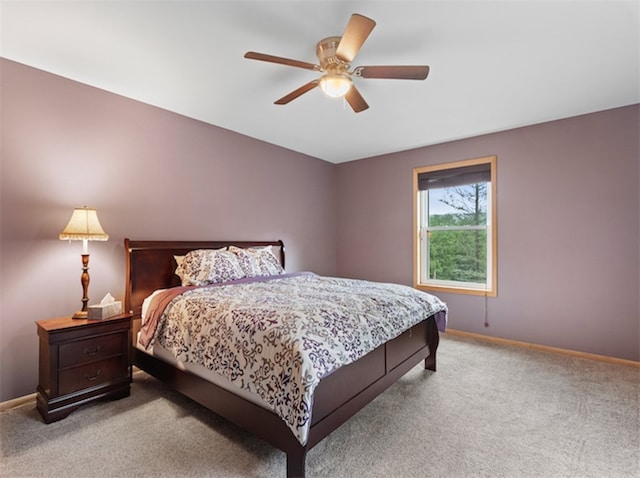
[1, 334, 638, 477]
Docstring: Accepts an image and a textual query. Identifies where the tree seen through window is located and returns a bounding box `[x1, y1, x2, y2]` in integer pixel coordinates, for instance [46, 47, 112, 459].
[427, 183, 487, 283]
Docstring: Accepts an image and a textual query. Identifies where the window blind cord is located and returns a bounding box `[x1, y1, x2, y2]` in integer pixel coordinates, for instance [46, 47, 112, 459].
[484, 292, 489, 327]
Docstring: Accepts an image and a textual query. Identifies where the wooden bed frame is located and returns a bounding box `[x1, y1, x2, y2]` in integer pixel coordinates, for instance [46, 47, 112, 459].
[124, 238, 443, 478]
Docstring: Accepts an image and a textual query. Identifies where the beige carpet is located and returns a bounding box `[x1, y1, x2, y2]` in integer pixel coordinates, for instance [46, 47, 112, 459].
[1, 334, 638, 477]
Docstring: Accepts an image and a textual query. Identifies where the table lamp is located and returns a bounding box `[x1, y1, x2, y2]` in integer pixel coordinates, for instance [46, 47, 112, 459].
[59, 206, 109, 319]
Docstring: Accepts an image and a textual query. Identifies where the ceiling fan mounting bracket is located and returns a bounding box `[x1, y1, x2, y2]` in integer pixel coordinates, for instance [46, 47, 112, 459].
[352, 66, 364, 78]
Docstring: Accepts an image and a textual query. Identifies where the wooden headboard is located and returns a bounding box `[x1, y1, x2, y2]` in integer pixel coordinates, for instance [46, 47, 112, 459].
[124, 238, 285, 319]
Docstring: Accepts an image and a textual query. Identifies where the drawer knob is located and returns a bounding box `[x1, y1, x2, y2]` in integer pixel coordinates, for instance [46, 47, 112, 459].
[83, 369, 101, 381]
[84, 345, 102, 356]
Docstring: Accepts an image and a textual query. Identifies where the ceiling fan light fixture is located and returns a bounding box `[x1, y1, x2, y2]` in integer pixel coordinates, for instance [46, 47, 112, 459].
[319, 73, 352, 98]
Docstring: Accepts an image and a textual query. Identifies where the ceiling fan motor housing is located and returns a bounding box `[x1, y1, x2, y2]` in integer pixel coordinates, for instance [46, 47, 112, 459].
[316, 36, 350, 73]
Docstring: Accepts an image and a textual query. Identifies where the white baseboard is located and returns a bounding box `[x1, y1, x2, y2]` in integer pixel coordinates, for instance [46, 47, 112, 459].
[445, 328, 640, 368]
[0, 393, 36, 412]
[0, 369, 147, 412]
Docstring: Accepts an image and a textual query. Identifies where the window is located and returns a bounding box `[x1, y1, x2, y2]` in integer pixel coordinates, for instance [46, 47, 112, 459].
[414, 156, 497, 296]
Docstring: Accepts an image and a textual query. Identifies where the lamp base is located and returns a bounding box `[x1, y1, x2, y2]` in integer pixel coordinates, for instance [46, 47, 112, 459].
[72, 310, 88, 320]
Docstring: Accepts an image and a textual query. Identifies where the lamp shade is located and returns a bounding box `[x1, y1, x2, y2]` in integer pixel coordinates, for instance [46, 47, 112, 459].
[59, 207, 109, 241]
[319, 73, 352, 98]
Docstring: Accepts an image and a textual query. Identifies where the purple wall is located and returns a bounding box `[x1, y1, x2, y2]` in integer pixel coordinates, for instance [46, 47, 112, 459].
[1, 58, 638, 402]
[336, 105, 639, 362]
[0, 59, 337, 401]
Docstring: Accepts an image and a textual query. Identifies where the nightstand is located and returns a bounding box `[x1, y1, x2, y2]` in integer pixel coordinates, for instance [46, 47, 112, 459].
[35, 312, 132, 423]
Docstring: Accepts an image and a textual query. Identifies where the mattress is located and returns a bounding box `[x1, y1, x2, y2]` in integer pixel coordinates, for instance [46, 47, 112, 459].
[137, 288, 272, 410]
[135, 332, 273, 410]
[138, 273, 448, 444]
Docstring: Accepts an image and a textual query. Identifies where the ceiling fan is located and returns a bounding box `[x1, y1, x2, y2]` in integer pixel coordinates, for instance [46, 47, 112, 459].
[244, 13, 430, 113]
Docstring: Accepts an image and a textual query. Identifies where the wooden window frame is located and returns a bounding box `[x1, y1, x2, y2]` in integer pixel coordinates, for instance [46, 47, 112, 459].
[413, 156, 497, 297]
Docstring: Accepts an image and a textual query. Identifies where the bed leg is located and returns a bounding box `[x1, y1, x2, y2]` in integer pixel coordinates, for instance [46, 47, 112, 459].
[425, 350, 437, 372]
[286, 448, 307, 478]
[424, 317, 440, 372]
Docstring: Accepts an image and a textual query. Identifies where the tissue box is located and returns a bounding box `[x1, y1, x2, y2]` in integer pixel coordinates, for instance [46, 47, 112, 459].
[87, 301, 122, 320]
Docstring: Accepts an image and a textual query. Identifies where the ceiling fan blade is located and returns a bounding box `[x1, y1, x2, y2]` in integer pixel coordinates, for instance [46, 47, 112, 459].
[274, 80, 320, 105]
[355, 65, 430, 80]
[345, 85, 369, 113]
[335, 14, 376, 63]
[244, 51, 319, 71]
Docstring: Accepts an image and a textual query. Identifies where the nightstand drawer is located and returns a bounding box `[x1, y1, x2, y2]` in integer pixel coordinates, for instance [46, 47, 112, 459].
[58, 356, 125, 396]
[59, 333, 124, 368]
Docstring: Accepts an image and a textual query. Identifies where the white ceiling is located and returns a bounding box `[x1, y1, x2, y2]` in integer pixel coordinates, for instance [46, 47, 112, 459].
[1, 1, 638, 163]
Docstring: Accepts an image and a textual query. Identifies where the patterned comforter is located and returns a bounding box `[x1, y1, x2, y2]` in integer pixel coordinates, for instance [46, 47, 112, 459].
[140, 272, 447, 445]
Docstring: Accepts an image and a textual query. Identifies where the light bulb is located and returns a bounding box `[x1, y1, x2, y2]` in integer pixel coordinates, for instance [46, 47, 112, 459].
[319, 73, 352, 98]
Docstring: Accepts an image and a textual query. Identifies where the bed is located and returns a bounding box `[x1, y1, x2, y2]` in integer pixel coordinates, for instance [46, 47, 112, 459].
[124, 238, 447, 477]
